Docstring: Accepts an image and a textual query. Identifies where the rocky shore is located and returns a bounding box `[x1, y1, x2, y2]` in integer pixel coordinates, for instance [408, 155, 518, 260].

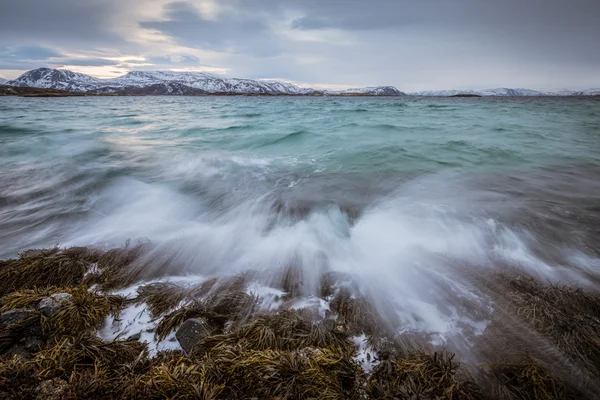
[1, 245, 599, 399]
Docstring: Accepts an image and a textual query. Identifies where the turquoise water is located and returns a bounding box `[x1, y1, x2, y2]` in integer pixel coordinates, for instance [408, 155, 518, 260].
[0, 96, 599, 337]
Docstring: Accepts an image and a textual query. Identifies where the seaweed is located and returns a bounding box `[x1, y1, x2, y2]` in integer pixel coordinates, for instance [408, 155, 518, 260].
[135, 282, 189, 318]
[154, 290, 258, 341]
[0, 287, 59, 312]
[481, 272, 600, 379]
[208, 345, 362, 399]
[47, 287, 125, 336]
[484, 356, 572, 400]
[85, 242, 150, 291]
[3, 246, 600, 399]
[367, 349, 480, 399]
[187, 309, 354, 357]
[329, 288, 382, 336]
[0, 247, 101, 296]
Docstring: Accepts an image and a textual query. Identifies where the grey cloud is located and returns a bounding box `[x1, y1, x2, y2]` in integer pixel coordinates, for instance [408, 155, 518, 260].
[0, 0, 120, 45]
[56, 58, 120, 67]
[290, 14, 411, 31]
[0, 45, 62, 60]
[0, 0, 599, 90]
[0, 45, 64, 70]
[140, 1, 279, 56]
[0, 45, 119, 70]
[290, 17, 331, 31]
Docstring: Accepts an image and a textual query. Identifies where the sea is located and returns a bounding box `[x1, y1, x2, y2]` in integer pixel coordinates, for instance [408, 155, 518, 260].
[1, 95, 599, 346]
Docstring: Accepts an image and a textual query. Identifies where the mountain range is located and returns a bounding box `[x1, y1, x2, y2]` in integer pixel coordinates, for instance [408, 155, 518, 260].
[2, 68, 599, 96]
[411, 88, 600, 96]
[3, 68, 403, 96]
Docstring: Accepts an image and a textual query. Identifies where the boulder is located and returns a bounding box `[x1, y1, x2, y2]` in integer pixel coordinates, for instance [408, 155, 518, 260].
[175, 318, 211, 354]
[38, 293, 72, 318]
[0, 308, 36, 325]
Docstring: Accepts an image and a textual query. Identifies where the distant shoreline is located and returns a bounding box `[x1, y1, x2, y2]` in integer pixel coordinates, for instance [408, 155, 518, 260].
[1, 86, 598, 99]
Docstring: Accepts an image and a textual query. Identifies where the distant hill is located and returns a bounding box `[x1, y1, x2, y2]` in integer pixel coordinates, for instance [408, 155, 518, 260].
[0, 85, 87, 97]
[409, 88, 600, 96]
[4, 68, 598, 97]
[6, 68, 405, 96]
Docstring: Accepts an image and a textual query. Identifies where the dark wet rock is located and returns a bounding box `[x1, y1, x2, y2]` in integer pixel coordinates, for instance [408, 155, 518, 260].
[38, 293, 72, 318]
[23, 336, 45, 352]
[321, 318, 337, 331]
[175, 318, 211, 354]
[3, 344, 31, 361]
[0, 308, 36, 325]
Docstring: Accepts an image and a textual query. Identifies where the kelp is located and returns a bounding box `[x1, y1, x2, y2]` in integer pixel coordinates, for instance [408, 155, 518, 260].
[477, 271, 600, 381]
[47, 287, 125, 336]
[3, 246, 600, 399]
[329, 288, 382, 336]
[134, 282, 190, 318]
[194, 309, 354, 357]
[0, 247, 101, 296]
[483, 356, 576, 400]
[155, 290, 258, 341]
[211, 345, 362, 400]
[367, 349, 480, 399]
[84, 242, 151, 291]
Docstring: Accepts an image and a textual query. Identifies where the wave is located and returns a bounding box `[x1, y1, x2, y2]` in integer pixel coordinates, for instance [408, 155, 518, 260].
[266, 130, 309, 146]
[45, 172, 596, 339]
[0, 124, 41, 135]
[219, 112, 262, 118]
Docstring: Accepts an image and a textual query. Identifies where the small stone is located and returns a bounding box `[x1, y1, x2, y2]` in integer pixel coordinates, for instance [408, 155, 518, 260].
[125, 331, 142, 341]
[38, 293, 72, 318]
[175, 318, 211, 354]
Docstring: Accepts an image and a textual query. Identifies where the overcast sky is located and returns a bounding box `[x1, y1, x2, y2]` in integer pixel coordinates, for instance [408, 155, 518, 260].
[0, 0, 598, 91]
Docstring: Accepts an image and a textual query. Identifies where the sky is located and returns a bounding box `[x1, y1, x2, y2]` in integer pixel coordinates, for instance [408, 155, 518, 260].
[0, 0, 598, 91]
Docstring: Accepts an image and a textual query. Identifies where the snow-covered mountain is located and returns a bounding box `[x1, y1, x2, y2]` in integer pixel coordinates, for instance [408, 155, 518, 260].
[409, 87, 599, 96]
[324, 86, 404, 96]
[6, 68, 404, 96]
[565, 88, 600, 96]
[6, 68, 598, 97]
[410, 88, 549, 96]
[0, 78, 7, 85]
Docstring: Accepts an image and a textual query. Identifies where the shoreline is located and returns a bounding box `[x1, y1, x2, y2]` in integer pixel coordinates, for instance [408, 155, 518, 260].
[1, 245, 599, 398]
[2, 85, 598, 98]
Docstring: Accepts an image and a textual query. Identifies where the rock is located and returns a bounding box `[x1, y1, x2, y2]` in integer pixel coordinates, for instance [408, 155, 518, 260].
[51, 293, 72, 302]
[24, 336, 45, 351]
[125, 331, 142, 341]
[38, 293, 72, 318]
[34, 378, 69, 400]
[321, 318, 336, 331]
[0, 308, 36, 325]
[3, 345, 32, 361]
[175, 318, 211, 354]
[0, 308, 44, 358]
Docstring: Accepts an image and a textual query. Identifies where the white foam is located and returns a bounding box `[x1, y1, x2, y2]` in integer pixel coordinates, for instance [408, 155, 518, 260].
[353, 334, 378, 372]
[68, 172, 598, 345]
